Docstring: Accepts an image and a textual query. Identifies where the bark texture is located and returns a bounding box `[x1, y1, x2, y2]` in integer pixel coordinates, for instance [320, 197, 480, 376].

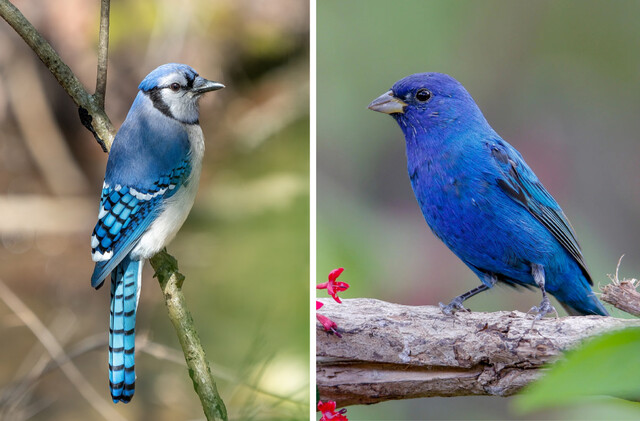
[316, 298, 640, 407]
[601, 280, 640, 317]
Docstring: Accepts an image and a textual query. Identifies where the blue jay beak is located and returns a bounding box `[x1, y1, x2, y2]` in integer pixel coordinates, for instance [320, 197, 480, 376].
[368, 90, 407, 114]
[192, 76, 225, 95]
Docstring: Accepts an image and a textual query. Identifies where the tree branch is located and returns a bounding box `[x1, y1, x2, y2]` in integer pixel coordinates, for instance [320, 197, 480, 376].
[0, 0, 115, 150]
[1, 2, 228, 419]
[316, 298, 640, 407]
[95, 0, 110, 109]
[600, 256, 640, 317]
[601, 280, 640, 317]
[150, 251, 228, 421]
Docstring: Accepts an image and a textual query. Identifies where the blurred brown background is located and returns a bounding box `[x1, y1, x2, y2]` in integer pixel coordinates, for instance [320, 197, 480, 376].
[317, 0, 640, 419]
[0, 1, 309, 420]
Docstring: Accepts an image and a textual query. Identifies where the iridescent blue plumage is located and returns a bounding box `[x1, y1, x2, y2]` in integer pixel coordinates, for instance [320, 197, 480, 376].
[90, 63, 224, 403]
[369, 73, 608, 317]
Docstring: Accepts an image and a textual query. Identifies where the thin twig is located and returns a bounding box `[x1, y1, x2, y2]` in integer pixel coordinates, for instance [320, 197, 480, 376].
[150, 251, 228, 421]
[1, 333, 106, 402]
[0, 0, 115, 149]
[0, 279, 126, 421]
[601, 255, 640, 317]
[138, 338, 306, 407]
[95, 0, 110, 108]
[2, 330, 301, 412]
[1, 311, 76, 419]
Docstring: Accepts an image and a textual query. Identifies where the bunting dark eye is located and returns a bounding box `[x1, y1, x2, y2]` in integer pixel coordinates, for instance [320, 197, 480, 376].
[169, 83, 181, 92]
[415, 88, 431, 102]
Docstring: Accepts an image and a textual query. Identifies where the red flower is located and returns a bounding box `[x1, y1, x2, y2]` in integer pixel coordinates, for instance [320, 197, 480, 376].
[316, 314, 341, 338]
[328, 268, 344, 282]
[318, 400, 348, 421]
[317, 268, 350, 303]
[316, 301, 324, 310]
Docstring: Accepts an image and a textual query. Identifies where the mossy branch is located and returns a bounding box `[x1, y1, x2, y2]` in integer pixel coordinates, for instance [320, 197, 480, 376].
[150, 251, 228, 421]
[0, 1, 227, 419]
[0, 0, 115, 151]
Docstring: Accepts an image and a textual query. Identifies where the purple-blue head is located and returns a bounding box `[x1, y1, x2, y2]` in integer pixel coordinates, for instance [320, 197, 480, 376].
[368, 73, 489, 140]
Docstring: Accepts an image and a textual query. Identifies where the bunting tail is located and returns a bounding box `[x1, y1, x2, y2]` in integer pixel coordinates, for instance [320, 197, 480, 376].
[109, 256, 141, 403]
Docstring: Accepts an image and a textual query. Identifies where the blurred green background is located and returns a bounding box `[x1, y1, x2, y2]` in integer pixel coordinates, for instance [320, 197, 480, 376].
[317, 0, 640, 419]
[0, 0, 309, 420]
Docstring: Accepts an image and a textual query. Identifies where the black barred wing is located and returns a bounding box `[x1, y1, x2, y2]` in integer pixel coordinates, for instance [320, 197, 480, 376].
[90, 163, 190, 288]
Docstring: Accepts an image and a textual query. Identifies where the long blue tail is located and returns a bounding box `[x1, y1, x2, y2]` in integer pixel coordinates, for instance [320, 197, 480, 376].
[109, 256, 141, 403]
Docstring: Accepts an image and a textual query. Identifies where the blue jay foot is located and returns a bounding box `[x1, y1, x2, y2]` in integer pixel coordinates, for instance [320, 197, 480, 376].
[439, 297, 470, 315]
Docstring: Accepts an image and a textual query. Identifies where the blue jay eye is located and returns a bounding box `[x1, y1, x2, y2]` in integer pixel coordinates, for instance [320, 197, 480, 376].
[415, 89, 432, 102]
[169, 83, 181, 92]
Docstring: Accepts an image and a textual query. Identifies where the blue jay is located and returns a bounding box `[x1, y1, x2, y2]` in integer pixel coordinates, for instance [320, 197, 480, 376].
[90, 63, 224, 403]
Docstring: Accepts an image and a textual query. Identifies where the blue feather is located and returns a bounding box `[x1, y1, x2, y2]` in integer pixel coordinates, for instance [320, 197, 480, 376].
[90, 156, 191, 288]
[109, 256, 140, 403]
[91, 99, 192, 288]
[106, 93, 192, 188]
[138, 63, 198, 92]
[89, 63, 223, 403]
[369, 73, 608, 316]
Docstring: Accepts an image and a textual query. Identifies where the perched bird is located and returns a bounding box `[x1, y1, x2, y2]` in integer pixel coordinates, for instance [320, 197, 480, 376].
[368, 73, 608, 317]
[90, 63, 224, 403]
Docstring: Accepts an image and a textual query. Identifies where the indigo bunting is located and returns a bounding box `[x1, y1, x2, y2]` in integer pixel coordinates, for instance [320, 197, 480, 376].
[368, 73, 608, 317]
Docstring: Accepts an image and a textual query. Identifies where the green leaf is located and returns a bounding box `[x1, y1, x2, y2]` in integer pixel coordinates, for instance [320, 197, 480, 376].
[514, 327, 640, 413]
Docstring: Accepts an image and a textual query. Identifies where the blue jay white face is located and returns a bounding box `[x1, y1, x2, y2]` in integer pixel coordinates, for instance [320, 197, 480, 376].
[90, 63, 225, 403]
[139, 63, 225, 124]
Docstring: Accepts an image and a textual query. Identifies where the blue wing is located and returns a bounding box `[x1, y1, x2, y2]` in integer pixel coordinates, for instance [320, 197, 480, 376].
[91, 93, 192, 289]
[90, 161, 190, 288]
[91, 184, 159, 288]
[490, 140, 592, 285]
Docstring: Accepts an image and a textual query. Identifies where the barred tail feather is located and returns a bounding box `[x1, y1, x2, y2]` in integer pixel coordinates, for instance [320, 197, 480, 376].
[109, 256, 141, 403]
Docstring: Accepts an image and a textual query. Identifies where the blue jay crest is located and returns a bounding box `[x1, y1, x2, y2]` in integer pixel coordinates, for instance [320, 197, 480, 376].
[89, 63, 224, 403]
